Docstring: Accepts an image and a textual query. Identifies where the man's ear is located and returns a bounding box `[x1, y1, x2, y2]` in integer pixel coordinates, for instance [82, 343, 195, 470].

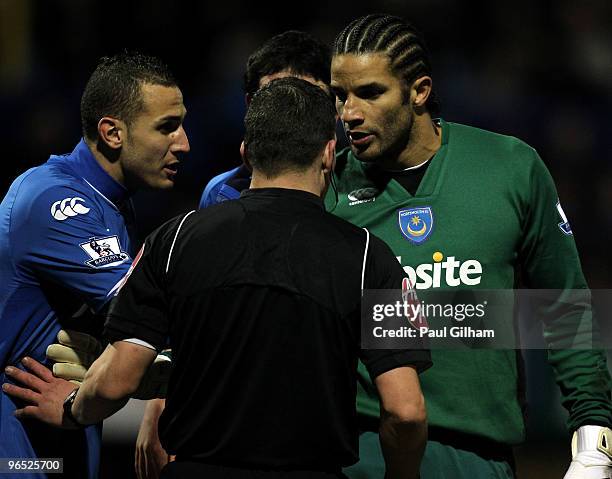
[98, 117, 124, 150]
[322, 138, 337, 174]
[411, 76, 432, 112]
[240, 140, 252, 170]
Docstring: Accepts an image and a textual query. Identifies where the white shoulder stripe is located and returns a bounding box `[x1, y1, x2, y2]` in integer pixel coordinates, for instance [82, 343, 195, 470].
[361, 228, 370, 292]
[82, 178, 119, 211]
[166, 210, 196, 274]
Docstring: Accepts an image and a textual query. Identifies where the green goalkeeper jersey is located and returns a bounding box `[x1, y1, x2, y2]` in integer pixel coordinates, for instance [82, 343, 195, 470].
[325, 119, 612, 445]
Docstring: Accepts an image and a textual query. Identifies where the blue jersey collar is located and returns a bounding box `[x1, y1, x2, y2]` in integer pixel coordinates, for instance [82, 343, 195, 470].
[62, 139, 130, 207]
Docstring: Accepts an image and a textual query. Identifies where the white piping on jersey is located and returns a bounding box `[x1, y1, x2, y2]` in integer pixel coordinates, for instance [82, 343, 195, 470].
[382, 156, 431, 173]
[82, 178, 119, 211]
[166, 210, 196, 274]
[361, 228, 370, 291]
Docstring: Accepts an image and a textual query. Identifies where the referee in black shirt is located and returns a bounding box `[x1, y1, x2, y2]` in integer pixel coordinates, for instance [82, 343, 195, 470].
[6, 78, 431, 479]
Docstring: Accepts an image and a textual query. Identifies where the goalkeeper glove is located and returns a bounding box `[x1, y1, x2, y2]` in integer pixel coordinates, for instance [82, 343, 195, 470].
[46, 329, 103, 384]
[564, 425, 612, 478]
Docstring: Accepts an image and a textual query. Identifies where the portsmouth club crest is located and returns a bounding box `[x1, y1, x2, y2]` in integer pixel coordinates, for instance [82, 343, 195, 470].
[80, 235, 130, 268]
[398, 206, 434, 244]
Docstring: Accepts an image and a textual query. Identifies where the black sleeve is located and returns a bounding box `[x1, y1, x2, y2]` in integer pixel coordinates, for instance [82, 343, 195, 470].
[359, 233, 432, 380]
[103, 213, 191, 350]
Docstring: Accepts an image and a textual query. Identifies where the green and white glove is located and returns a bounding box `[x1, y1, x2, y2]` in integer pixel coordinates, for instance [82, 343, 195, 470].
[133, 350, 172, 400]
[564, 425, 612, 478]
[46, 329, 103, 384]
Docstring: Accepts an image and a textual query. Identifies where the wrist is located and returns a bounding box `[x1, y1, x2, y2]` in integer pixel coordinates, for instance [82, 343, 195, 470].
[62, 388, 85, 428]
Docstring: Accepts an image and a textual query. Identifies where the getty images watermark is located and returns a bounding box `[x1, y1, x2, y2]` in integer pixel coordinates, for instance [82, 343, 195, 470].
[361, 289, 612, 350]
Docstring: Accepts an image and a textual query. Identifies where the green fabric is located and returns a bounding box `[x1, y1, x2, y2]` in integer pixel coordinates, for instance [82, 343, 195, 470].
[327, 119, 612, 444]
[343, 432, 514, 479]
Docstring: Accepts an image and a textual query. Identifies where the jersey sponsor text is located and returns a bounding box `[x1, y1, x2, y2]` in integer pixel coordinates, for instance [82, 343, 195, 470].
[397, 251, 482, 289]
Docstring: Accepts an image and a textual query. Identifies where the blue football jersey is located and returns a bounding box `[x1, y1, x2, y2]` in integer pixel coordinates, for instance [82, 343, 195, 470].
[198, 165, 250, 208]
[0, 140, 135, 478]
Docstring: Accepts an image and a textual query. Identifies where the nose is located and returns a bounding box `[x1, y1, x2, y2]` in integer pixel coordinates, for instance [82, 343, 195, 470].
[340, 95, 364, 128]
[173, 125, 190, 154]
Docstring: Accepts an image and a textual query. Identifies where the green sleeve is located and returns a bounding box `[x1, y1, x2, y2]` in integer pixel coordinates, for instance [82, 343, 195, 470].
[518, 147, 612, 431]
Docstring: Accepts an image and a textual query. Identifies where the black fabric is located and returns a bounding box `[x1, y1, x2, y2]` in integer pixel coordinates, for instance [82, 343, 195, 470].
[105, 187, 431, 472]
[387, 158, 432, 196]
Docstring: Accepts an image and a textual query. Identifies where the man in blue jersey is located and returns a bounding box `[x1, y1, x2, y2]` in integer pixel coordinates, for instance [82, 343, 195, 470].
[199, 30, 332, 209]
[0, 51, 189, 478]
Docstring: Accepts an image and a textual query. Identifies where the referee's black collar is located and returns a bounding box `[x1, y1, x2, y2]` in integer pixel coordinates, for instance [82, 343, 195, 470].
[240, 187, 325, 210]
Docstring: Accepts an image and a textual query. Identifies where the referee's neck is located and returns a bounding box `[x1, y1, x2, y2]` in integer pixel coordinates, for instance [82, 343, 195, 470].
[250, 168, 324, 198]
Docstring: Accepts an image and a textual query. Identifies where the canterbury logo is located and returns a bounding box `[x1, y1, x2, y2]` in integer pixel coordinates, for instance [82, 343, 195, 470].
[51, 197, 91, 221]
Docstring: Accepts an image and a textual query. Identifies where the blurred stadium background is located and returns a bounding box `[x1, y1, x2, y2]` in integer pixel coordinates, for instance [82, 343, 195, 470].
[1, 0, 610, 477]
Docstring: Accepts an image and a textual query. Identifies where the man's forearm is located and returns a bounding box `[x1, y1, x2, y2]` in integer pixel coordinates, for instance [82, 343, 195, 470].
[73, 386, 130, 425]
[379, 410, 427, 479]
[72, 341, 157, 424]
[375, 366, 428, 479]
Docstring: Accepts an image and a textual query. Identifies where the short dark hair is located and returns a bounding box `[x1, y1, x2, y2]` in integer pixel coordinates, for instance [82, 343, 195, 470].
[334, 14, 440, 115]
[80, 51, 177, 140]
[244, 77, 336, 178]
[243, 31, 331, 97]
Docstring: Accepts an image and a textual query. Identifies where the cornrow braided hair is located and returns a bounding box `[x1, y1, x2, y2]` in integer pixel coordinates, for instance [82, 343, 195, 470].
[334, 14, 440, 115]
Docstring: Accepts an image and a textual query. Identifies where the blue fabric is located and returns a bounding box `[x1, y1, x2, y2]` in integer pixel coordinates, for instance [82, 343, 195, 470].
[199, 166, 243, 208]
[0, 140, 134, 478]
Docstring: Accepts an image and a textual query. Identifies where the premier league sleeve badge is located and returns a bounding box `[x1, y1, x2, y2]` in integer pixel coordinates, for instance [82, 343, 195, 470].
[80, 235, 130, 268]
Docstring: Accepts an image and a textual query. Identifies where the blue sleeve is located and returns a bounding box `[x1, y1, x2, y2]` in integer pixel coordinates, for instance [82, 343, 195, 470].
[199, 166, 243, 209]
[11, 182, 132, 312]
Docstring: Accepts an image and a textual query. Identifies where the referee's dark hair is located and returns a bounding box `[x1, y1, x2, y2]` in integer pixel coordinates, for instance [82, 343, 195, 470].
[80, 51, 177, 141]
[333, 13, 440, 115]
[243, 77, 336, 178]
[244, 30, 331, 98]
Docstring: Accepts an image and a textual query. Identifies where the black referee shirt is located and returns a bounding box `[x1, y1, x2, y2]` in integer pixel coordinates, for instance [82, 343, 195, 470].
[105, 188, 431, 472]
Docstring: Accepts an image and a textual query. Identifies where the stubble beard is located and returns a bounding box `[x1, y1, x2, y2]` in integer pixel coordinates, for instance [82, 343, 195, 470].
[359, 108, 414, 169]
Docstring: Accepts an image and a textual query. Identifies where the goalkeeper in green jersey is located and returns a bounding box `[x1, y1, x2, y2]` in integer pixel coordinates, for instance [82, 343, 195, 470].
[328, 13, 612, 479]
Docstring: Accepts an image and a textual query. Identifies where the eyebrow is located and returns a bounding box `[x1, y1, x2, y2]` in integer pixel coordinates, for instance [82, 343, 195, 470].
[331, 81, 387, 91]
[155, 111, 187, 124]
[355, 82, 387, 91]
